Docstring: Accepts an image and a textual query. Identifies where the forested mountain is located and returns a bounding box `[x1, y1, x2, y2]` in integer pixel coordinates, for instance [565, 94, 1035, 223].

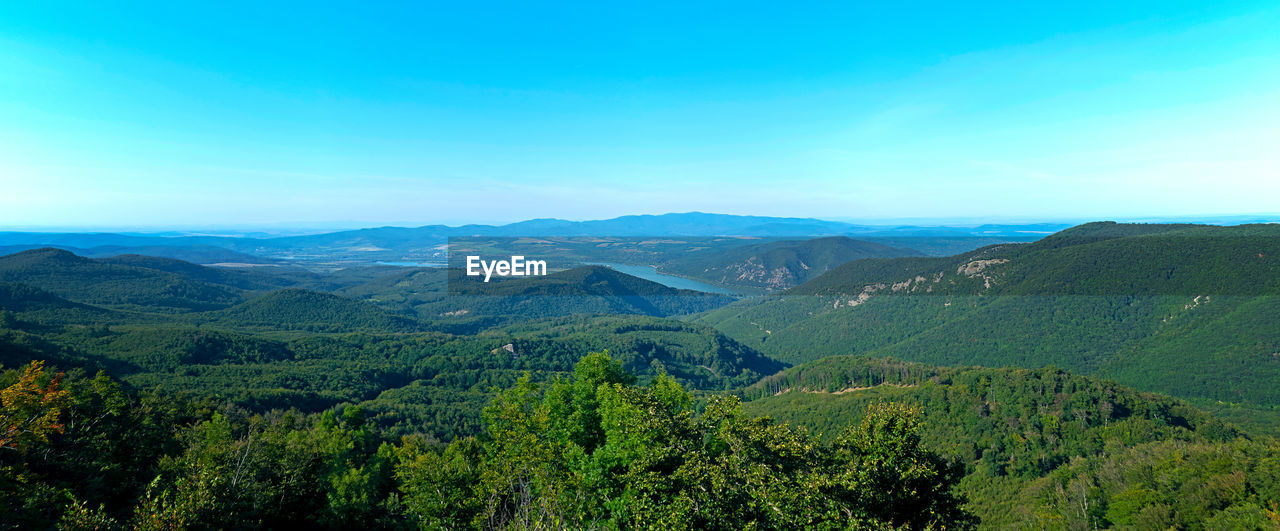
[0, 213, 1052, 267]
[96, 254, 320, 291]
[334, 266, 735, 332]
[0, 244, 279, 265]
[0, 282, 102, 314]
[739, 356, 1278, 528]
[0, 273, 779, 442]
[694, 222, 1280, 432]
[351, 316, 784, 439]
[449, 265, 713, 298]
[203, 289, 428, 333]
[3, 221, 1279, 528]
[789, 222, 1280, 297]
[0, 213, 1058, 247]
[658, 236, 920, 292]
[0, 248, 248, 312]
[0, 247, 731, 332]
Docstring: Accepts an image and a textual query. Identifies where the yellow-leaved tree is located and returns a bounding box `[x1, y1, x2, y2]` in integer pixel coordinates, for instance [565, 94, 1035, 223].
[1, 360, 71, 452]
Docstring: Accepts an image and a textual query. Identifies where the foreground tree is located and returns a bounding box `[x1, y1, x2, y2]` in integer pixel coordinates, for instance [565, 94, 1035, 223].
[0, 360, 70, 451]
[396, 352, 975, 529]
[1, 357, 974, 529]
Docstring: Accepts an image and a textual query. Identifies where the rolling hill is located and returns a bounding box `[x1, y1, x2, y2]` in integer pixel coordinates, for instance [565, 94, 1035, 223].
[788, 222, 1280, 297]
[0, 244, 279, 265]
[5, 220, 1280, 528]
[0, 247, 342, 313]
[0, 282, 101, 313]
[0, 213, 1055, 265]
[0, 281, 124, 326]
[204, 289, 427, 333]
[0, 248, 247, 311]
[447, 266, 732, 316]
[95, 254, 323, 291]
[694, 222, 1280, 429]
[338, 265, 734, 332]
[737, 355, 1272, 528]
[657, 236, 920, 292]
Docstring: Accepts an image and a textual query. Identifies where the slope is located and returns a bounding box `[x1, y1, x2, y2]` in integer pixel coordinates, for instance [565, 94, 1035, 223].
[657, 236, 921, 292]
[738, 356, 1269, 528]
[693, 222, 1280, 422]
[0, 248, 246, 311]
[96, 254, 323, 291]
[203, 289, 427, 333]
[344, 266, 736, 332]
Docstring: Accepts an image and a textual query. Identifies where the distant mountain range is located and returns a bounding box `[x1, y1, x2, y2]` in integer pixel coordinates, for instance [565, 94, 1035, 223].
[0, 212, 1064, 264]
[0, 247, 734, 331]
[0, 244, 278, 264]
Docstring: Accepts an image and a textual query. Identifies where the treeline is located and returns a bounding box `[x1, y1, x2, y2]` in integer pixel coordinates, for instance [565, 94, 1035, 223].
[741, 357, 1280, 527]
[1, 355, 973, 529]
[1, 313, 784, 443]
[741, 356, 941, 400]
[498, 316, 786, 390]
[747, 357, 1240, 477]
[701, 292, 1280, 430]
[0, 248, 246, 312]
[657, 236, 919, 292]
[788, 222, 1280, 298]
[199, 289, 427, 333]
[1024, 438, 1280, 528]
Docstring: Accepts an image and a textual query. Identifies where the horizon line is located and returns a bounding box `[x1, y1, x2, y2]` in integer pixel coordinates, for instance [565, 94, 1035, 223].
[4, 210, 1280, 235]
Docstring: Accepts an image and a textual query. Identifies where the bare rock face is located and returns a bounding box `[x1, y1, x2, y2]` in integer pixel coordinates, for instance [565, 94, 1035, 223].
[957, 259, 1008, 277]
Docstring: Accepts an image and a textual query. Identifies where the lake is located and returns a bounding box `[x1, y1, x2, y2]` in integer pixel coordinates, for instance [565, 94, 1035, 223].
[581, 262, 739, 295]
[376, 261, 445, 267]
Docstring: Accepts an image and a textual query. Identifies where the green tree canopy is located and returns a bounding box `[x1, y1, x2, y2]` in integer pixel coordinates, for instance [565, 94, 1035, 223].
[396, 352, 974, 530]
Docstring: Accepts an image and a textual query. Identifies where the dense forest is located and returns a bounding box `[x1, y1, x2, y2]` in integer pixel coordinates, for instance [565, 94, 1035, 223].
[739, 356, 1279, 527]
[3, 222, 1280, 529]
[0, 254, 782, 443]
[1, 354, 973, 529]
[656, 236, 919, 292]
[695, 223, 1280, 435]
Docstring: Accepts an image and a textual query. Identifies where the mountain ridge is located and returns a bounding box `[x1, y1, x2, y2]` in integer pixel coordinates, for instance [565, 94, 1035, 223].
[0, 213, 1063, 264]
[694, 222, 1280, 426]
[658, 236, 922, 292]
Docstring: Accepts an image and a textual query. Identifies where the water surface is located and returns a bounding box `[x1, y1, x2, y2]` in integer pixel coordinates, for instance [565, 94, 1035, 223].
[376, 261, 445, 267]
[582, 262, 739, 295]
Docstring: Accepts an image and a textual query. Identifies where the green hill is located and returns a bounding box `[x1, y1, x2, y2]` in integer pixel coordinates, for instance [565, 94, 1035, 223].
[358, 266, 737, 332]
[0, 244, 280, 265]
[498, 315, 786, 388]
[96, 254, 324, 292]
[738, 356, 1278, 528]
[354, 315, 787, 439]
[205, 289, 426, 333]
[450, 265, 724, 298]
[0, 282, 99, 313]
[658, 236, 920, 292]
[0, 281, 124, 327]
[789, 222, 1280, 297]
[694, 223, 1280, 429]
[0, 248, 247, 311]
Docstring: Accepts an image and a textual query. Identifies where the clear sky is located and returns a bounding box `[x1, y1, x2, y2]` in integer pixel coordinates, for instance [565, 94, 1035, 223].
[2, 1, 1278, 229]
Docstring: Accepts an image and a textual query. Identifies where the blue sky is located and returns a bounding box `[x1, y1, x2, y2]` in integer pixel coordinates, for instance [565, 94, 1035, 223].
[1, 1, 1277, 228]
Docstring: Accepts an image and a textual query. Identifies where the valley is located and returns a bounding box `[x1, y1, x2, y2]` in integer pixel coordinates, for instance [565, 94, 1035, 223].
[9, 4, 1276, 526]
[3, 219, 1279, 528]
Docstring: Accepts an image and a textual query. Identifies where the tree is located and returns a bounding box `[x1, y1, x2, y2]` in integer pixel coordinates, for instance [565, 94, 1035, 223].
[0, 360, 71, 452]
[396, 352, 976, 529]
